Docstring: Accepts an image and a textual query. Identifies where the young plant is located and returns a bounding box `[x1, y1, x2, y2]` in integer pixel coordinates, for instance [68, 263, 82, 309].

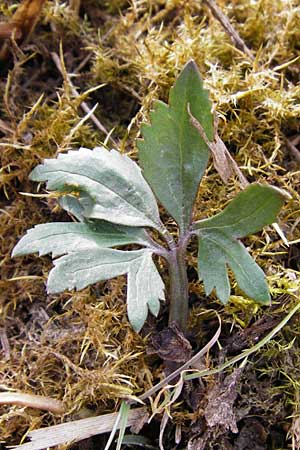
[12, 61, 285, 333]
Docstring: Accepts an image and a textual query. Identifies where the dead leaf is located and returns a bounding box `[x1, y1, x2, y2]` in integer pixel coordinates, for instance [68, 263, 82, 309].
[187, 105, 248, 188]
[148, 322, 192, 363]
[0, 0, 47, 61]
[159, 410, 170, 450]
[205, 368, 243, 433]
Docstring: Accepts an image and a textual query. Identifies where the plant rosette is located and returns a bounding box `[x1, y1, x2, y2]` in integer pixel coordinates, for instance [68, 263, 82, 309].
[13, 61, 285, 333]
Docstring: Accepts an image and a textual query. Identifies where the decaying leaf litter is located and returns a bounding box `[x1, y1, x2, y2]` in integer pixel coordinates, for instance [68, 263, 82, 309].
[0, 0, 300, 448]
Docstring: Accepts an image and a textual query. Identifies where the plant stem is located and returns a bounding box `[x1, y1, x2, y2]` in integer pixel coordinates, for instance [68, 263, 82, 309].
[158, 221, 176, 250]
[167, 237, 189, 332]
[144, 232, 170, 258]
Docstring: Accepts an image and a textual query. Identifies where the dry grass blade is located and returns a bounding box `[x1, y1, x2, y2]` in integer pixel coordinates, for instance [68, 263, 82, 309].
[158, 380, 184, 450]
[159, 411, 169, 450]
[185, 302, 300, 381]
[11, 407, 147, 450]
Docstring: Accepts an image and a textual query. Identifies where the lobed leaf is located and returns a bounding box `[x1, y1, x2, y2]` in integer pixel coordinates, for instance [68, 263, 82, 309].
[138, 60, 213, 233]
[127, 251, 165, 332]
[12, 221, 151, 258]
[12, 222, 164, 332]
[30, 146, 161, 230]
[194, 183, 285, 304]
[47, 248, 164, 332]
[198, 231, 270, 304]
[193, 184, 285, 237]
[58, 195, 85, 221]
[47, 248, 142, 293]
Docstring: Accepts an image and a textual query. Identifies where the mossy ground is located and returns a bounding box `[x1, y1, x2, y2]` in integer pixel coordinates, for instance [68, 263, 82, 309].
[0, 0, 300, 448]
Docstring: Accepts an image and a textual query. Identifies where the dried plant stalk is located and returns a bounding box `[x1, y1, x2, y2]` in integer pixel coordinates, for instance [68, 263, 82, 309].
[0, 392, 64, 414]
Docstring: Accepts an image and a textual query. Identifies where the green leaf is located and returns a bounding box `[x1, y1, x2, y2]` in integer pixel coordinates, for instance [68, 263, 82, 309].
[13, 222, 164, 332]
[104, 401, 130, 450]
[138, 60, 213, 233]
[198, 231, 270, 304]
[58, 195, 85, 221]
[116, 402, 130, 450]
[30, 147, 161, 230]
[193, 184, 285, 237]
[127, 251, 165, 332]
[194, 184, 285, 304]
[12, 221, 151, 258]
[47, 248, 164, 332]
[47, 248, 140, 293]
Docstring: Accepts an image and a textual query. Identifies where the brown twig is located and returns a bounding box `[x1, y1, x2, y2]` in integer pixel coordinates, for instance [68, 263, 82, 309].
[203, 0, 254, 60]
[286, 137, 300, 164]
[0, 327, 10, 360]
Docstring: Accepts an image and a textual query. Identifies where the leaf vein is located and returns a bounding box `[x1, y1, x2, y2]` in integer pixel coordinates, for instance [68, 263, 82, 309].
[43, 168, 156, 225]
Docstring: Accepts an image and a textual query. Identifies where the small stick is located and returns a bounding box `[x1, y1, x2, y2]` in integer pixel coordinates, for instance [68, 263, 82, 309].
[0, 327, 10, 360]
[0, 392, 64, 414]
[286, 138, 300, 164]
[203, 0, 254, 61]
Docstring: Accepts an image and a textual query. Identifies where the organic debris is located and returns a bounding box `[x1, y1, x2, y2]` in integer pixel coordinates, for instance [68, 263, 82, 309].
[204, 368, 242, 433]
[149, 323, 192, 364]
[0, 0, 46, 60]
